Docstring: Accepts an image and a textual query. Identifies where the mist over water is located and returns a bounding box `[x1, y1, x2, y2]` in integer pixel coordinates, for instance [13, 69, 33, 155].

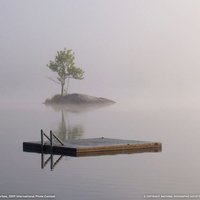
[1, 0, 200, 106]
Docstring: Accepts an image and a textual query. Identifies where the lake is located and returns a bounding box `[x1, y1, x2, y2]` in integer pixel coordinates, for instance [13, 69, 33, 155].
[1, 100, 200, 199]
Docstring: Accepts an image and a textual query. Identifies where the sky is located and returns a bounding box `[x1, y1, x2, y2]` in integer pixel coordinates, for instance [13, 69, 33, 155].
[1, 0, 200, 107]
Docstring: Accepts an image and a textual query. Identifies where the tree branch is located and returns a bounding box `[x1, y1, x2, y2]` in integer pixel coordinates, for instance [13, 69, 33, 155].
[46, 76, 61, 85]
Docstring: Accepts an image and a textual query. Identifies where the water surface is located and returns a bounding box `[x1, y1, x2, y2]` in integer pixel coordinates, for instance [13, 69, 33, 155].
[1, 101, 200, 199]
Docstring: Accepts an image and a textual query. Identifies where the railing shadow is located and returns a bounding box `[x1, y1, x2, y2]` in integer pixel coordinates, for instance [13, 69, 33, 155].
[41, 152, 64, 171]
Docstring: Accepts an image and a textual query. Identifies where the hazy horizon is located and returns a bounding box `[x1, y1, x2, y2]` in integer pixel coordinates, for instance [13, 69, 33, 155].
[1, 0, 200, 109]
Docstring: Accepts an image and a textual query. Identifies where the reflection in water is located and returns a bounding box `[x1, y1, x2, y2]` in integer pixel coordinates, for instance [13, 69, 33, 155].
[44, 102, 115, 113]
[41, 152, 64, 171]
[53, 110, 84, 141]
[40, 148, 161, 171]
[45, 102, 115, 140]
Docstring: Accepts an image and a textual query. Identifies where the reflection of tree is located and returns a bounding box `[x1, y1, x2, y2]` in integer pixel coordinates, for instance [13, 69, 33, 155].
[45, 102, 114, 141]
[68, 125, 84, 140]
[56, 111, 67, 140]
[54, 110, 84, 141]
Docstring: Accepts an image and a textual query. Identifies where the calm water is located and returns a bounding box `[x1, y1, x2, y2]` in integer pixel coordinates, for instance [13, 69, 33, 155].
[1, 101, 200, 199]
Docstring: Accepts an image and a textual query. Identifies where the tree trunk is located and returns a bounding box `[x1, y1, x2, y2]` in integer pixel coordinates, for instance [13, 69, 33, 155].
[61, 83, 64, 96]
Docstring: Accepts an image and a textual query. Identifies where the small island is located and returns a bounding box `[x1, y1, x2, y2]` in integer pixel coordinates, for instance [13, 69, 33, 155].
[45, 48, 115, 106]
[44, 93, 115, 105]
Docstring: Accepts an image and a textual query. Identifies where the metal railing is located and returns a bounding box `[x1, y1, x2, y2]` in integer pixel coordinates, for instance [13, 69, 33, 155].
[41, 129, 65, 151]
[40, 130, 65, 171]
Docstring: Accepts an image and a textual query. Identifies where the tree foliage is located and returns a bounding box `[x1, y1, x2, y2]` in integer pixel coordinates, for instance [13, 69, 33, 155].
[47, 48, 84, 96]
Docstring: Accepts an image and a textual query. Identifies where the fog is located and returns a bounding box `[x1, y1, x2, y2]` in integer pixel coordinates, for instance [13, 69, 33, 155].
[1, 0, 200, 109]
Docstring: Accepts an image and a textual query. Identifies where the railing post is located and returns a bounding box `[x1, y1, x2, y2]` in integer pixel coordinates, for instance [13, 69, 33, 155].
[41, 152, 44, 169]
[41, 129, 44, 150]
[50, 130, 53, 152]
[50, 153, 54, 171]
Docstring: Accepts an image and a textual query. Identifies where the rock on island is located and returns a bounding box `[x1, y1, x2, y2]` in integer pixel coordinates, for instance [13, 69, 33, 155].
[44, 93, 115, 105]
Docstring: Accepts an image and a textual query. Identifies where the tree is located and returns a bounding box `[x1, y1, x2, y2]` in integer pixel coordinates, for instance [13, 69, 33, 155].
[47, 48, 84, 96]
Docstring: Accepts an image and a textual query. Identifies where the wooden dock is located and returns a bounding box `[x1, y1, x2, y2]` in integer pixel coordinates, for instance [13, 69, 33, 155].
[23, 136, 162, 157]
